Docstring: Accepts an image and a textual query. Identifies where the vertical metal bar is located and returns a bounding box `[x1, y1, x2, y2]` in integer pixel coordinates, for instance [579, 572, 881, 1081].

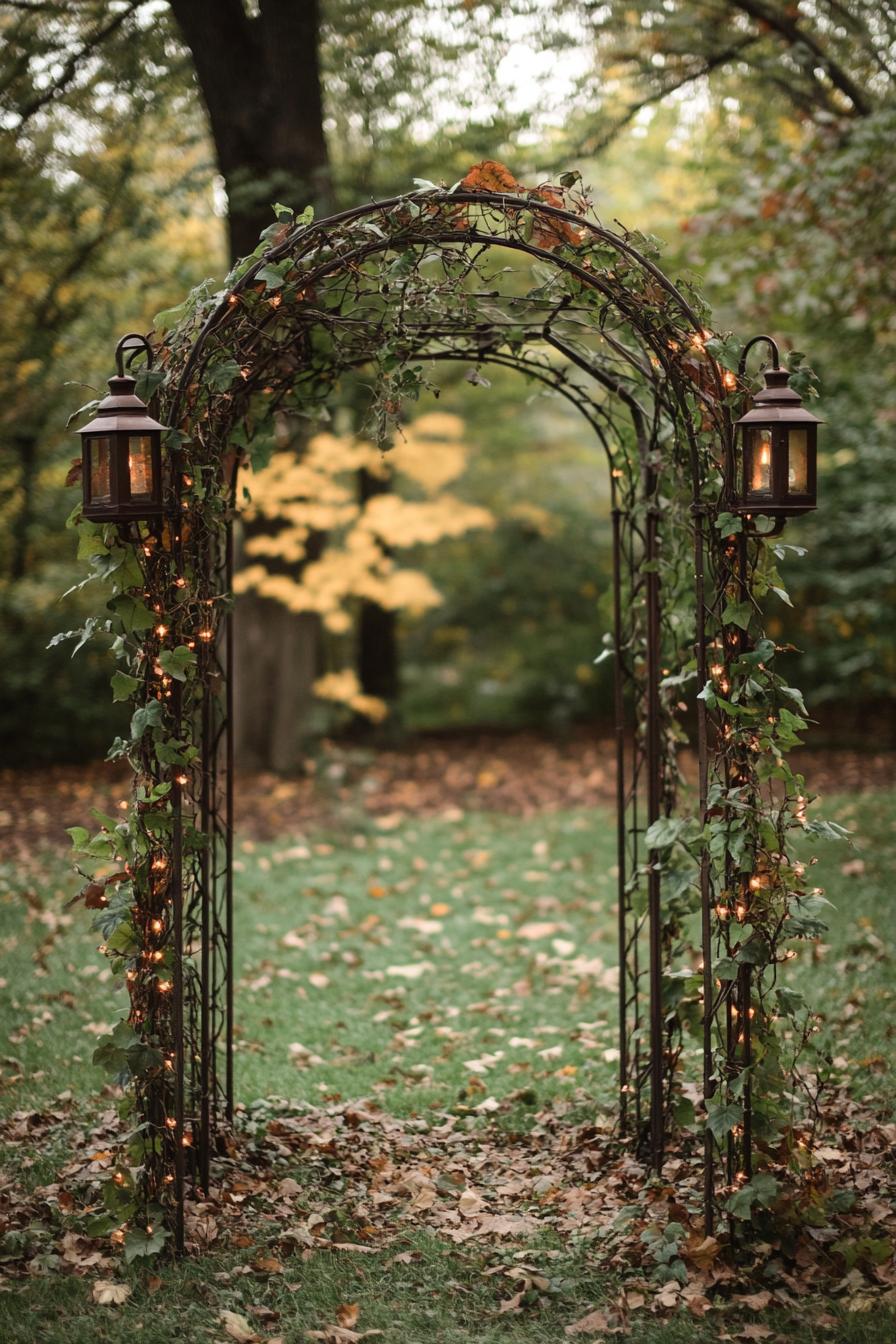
[225, 518, 235, 1120]
[199, 663, 211, 1191]
[736, 531, 753, 1183]
[645, 497, 664, 1170]
[739, 961, 753, 1177]
[170, 683, 186, 1255]
[612, 506, 629, 1133]
[693, 514, 715, 1233]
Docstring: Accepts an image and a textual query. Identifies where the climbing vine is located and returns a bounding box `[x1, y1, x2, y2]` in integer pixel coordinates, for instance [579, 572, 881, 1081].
[60, 165, 833, 1258]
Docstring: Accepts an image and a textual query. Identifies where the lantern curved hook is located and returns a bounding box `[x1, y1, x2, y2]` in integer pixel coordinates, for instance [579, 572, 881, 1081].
[737, 333, 781, 380]
[115, 332, 154, 377]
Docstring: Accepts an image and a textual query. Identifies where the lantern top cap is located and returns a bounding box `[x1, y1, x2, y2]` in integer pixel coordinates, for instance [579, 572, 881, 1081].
[734, 363, 823, 429]
[78, 332, 168, 436]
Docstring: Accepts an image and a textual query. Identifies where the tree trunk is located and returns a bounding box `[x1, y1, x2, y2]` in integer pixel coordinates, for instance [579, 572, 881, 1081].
[169, 0, 331, 771]
[356, 466, 399, 721]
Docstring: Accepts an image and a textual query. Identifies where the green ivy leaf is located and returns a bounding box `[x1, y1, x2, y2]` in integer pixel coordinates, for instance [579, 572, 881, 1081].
[726, 1171, 780, 1220]
[722, 600, 753, 631]
[206, 358, 242, 393]
[644, 816, 686, 850]
[108, 594, 155, 635]
[66, 826, 90, 852]
[111, 671, 142, 702]
[131, 700, 164, 741]
[715, 511, 743, 535]
[158, 646, 196, 682]
[92, 1020, 139, 1074]
[124, 1223, 169, 1264]
[707, 1101, 743, 1141]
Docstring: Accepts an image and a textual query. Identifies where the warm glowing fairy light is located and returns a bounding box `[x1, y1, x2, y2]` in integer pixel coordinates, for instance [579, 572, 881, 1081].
[151, 918, 163, 933]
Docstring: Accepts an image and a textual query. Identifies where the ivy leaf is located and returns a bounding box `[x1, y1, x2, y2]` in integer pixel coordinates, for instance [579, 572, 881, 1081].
[726, 1171, 780, 1220]
[644, 816, 686, 850]
[127, 1041, 165, 1075]
[123, 1224, 168, 1264]
[707, 1101, 743, 1141]
[715, 511, 743, 535]
[753, 515, 777, 534]
[780, 684, 809, 716]
[158, 646, 196, 682]
[206, 359, 242, 393]
[153, 298, 191, 332]
[722, 600, 753, 630]
[108, 594, 155, 635]
[737, 935, 771, 966]
[131, 699, 164, 740]
[92, 1020, 139, 1074]
[713, 957, 739, 980]
[111, 671, 142, 702]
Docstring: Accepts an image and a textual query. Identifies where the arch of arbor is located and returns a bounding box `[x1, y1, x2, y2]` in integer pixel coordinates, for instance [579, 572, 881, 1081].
[74, 175, 819, 1251]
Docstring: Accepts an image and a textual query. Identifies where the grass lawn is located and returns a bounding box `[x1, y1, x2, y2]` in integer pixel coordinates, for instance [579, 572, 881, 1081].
[1, 788, 894, 1342]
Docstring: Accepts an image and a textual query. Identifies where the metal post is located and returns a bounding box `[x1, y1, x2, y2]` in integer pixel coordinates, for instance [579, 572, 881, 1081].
[612, 506, 629, 1132]
[170, 682, 186, 1255]
[225, 519, 235, 1119]
[693, 514, 716, 1233]
[645, 497, 664, 1170]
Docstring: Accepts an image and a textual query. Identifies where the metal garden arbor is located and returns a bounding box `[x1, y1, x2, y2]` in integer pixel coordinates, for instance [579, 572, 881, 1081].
[71, 177, 822, 1254]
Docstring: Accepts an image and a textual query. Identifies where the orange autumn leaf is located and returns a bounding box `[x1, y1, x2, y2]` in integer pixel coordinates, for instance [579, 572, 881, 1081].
[531, 185, 582, 250]
[460, 160, 521, 194]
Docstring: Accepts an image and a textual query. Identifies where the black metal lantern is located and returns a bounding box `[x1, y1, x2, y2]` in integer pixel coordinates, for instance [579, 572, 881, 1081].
[733, 335, 821, 527]
[78, 333, 167, 523]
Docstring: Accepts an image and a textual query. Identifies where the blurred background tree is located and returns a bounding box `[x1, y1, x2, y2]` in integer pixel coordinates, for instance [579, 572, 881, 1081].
[1, 0, 893, 766]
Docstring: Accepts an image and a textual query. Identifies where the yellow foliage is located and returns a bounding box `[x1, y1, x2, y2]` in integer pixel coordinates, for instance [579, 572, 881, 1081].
[388, 411, 469, 492]
[360, 494, 494, 547]
[236, 422, 493, 721]
[312, 670, 388, 722]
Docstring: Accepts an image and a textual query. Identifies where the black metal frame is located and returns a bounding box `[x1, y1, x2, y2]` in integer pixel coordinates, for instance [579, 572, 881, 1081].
[107, 186, 811, 1249]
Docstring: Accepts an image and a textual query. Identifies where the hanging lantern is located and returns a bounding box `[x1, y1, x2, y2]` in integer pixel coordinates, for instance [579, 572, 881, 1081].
[77, 333, 167, 523]
[733, 337, 821, 527]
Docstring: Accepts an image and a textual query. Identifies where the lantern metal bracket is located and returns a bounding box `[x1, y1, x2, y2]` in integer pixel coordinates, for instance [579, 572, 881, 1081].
[737, 334, 781, 380]
[115, 332, 155, 377]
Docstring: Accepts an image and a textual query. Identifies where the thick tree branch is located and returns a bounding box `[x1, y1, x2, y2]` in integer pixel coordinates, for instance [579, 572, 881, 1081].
[730, 0, 873, 115]
[12, 0, 144, 124]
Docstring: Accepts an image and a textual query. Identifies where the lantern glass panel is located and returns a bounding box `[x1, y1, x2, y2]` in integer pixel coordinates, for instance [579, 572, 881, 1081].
[787, 429, 808, 494]
[746, 426, 773, 497]
[89, 436, 112, 503]
[128, 434, 154, 499]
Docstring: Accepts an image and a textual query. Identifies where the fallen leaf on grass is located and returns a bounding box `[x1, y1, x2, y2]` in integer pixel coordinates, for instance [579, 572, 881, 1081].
[219, 1309, 259, 1342]
[737, 1290, 772, 1310]
[336, 1305, 359, 1328]
[91, 1281, 131, 1305]
[252, 1254, 284, 1274]
[565, 1307, 611, 1335]
[385, 963, 434, 979]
